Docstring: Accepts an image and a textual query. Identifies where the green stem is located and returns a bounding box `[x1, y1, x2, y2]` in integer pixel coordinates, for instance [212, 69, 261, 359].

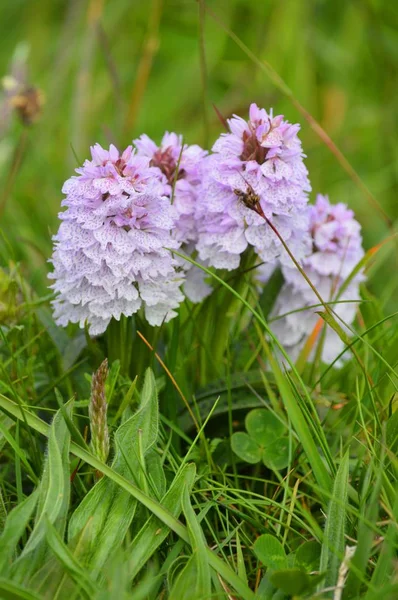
[106, 316, 135, 375]
[208, 250, 256, 380]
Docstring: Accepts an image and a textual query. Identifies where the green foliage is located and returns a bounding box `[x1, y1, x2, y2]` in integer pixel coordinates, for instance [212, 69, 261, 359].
[269, 569, 325, 597]
[254, 534, 324, 598]
[128, 464, 196, 581]
[253, 534, 288, 570]
[68, 368, 159, 577]
[9, 401, 73, 584]
[172, 486, 212, 599]
[231, 408, 295, 469]
[294, 541, 321, 573]
[319, 451, 350, 595]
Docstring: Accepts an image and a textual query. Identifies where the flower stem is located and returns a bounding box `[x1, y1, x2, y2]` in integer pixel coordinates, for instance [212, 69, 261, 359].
[106, 316, 135, 375]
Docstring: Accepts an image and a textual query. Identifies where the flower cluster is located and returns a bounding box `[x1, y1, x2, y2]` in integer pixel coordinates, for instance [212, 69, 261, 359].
[268, 194, 365, 364]
[196, 103, 311, 270]
[49, 144, 184, 335]
[50, 104, 365, 362]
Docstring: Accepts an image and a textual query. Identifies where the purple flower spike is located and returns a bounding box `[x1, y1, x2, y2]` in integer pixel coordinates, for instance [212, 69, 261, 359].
[268, 195, 365, 366]
[283, 194, 364, 290]
[49, 143, 184, 335]
[196, 103, 311, 270]
[134, 132, 212, 302]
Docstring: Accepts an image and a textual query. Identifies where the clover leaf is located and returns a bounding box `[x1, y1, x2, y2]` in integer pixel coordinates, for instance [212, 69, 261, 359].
[231, 408, 294, 470]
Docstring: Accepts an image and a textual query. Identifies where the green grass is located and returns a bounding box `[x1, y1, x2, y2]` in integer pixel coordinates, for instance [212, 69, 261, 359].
[0, 1, 397, 598]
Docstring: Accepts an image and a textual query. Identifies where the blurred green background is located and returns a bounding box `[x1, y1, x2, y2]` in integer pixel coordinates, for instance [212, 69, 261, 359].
[0, 0, 397, 297]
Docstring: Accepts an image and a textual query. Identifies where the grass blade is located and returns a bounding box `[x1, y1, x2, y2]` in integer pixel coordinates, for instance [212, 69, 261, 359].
[0, 490, 39, 573]
[128, 463, 196, 581]
[181, 484, 212, 599]
[319, 451, 350, 595]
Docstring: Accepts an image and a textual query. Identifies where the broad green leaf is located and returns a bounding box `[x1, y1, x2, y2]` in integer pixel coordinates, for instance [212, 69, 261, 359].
[231, 432, 262, 464]
[319, 452, 350, 594]
[181, 485, 212, 599]
[270, 569, 324, 595]
[10, 402, 73, 583]
[26, 554, 70, 599]
[44, 518, 97, 598]
[145, 449, 166, 500]
[168, 555, 200, 600]
[129, 463, 196, 581]
[68, 368, 159, 578]
[0, 490, 39, 573]
[253, 534, 288, 570]
[293, 540, 321, 572]
[262, 437, 291, 470]
[245, 409, 285, 446]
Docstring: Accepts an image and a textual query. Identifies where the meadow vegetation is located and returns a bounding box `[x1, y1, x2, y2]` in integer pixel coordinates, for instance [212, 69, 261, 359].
[0, 1, 397, 599]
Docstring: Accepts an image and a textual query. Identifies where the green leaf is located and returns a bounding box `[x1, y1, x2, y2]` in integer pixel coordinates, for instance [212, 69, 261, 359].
[366, 486, 398, 595]
[44, 518, 97, 598]
[0, 418, 38, 484]
[35, 307, 69, 355]
[319, 452, 350, 594]
[0, 578, 41, 600]
[253, 534, 288, 570]
[345, 458, 383, 598]
[293, 540, 321, 572]
[128, 463, 196, 581]
[0, 490, 39, 574]
[168, 555, 201, 600]
[245, 409, 285, 446]
[10, 401, 73, 583]
[62, 333, 87, 371]
[262, 437, 291, 470]
[270, 568, 323, 596]
[181, 485, 212, 599]
[231, 432, 262, 464]
[254, 574, 276, 600]
[68, 368, 159, 577]
[317, 309, 352, 346]
[236, 531, 248, 585]
[386, 410, 398, 456]
[145, 449, 166, 500]
[0, 489, 6, 532]
[259, 268, 284, 319]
